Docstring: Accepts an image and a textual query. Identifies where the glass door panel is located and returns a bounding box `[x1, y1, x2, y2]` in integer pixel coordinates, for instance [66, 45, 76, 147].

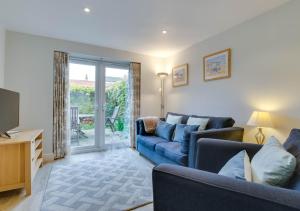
[69, 61, 97, 148]
[104, 66, 130, 147]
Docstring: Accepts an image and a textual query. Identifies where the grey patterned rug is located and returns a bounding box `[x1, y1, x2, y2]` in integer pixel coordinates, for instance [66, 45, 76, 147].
[41, 152, 153, 211]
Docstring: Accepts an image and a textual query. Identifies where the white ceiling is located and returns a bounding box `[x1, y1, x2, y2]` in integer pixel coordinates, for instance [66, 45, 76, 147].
[0, 0, 289, 58]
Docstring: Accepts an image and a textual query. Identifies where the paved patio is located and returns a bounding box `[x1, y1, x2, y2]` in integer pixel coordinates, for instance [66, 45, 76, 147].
[71, 128, 130, 148]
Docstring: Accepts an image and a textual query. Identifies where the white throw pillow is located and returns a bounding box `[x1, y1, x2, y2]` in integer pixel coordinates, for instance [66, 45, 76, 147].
[187, 117, 209, 131]
[251, 136, 296, 186]
[166, 114, 182, 125]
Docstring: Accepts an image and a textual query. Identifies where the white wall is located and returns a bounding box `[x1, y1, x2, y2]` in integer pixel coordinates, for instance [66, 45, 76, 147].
[5, 32, 164, 154]
[165, 0, 300, 143]
[0, 26, 5, 87]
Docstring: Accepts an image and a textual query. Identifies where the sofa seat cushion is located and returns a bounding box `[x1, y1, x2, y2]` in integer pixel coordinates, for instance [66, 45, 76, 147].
[137, 135, 167, 151]
[155, 142, 188, 166]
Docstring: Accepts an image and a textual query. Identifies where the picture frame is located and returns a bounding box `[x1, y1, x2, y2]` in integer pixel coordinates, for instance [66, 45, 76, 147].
[172, 64, 188, 87]
[203, 48, 231, 81]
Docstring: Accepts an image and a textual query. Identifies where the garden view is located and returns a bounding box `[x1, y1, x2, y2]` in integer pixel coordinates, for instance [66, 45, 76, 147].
[69, 62, 129, 148]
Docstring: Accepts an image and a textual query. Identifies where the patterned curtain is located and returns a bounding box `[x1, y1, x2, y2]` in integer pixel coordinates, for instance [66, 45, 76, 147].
[53, 51, 69, 159]
[129, 62, 141, 148]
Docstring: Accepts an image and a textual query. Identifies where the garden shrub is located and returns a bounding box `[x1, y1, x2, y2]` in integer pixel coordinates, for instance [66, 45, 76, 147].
[70, 80, 128, 131]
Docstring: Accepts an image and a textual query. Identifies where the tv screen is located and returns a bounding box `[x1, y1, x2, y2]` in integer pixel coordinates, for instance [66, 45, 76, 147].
[0, 88, 20, 134]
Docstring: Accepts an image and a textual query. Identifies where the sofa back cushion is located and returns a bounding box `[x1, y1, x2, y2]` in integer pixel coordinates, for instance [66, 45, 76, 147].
[283, 129, 300, 191]
[155, 121, 176, 141]
[186, 117, 210, 130]
[166, 114, 183, 125]
[166, 112, 235, 129]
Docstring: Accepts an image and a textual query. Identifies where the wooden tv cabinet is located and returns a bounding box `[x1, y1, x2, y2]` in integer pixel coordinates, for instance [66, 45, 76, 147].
[0, 130, 43, 196]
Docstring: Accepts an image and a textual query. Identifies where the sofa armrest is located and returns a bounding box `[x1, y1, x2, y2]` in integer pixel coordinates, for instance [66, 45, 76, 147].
[188, 127, 244, 167]
[136, 117, 165, 136]
[153, 164, 300, 211]
[136, 119, 146, 136]
[195, 138, 262, 173]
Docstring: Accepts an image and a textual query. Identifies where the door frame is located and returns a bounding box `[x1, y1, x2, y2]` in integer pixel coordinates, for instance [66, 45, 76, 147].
[69, 57, 103, 154]
[69, 57, 130, 154]
[102, 63, 130, 148]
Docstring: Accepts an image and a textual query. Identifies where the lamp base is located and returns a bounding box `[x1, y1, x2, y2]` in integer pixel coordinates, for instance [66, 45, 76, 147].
[255, 128, 265, 145]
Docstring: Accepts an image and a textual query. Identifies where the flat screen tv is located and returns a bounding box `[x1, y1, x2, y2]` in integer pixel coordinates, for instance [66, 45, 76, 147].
[0, 88, 19, 137]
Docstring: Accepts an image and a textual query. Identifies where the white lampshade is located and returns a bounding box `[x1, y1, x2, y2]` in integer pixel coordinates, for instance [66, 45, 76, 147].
[157, 72, 168, 79]
[247, 111, 273, 128]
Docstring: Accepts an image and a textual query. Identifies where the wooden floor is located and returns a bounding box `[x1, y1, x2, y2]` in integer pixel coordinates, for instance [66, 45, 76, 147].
[0, 162, 52, 211]
[0, 148, 154, 211]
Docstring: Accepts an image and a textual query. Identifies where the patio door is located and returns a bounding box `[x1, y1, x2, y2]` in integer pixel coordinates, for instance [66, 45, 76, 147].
[69, 58, 102, 153]
[69, 57, 130, 153]
[104, 65, 130, 148]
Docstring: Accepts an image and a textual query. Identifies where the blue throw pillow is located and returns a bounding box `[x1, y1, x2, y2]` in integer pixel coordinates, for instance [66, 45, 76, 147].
[155, 121, 176, 141]
[172, 124, 199, 154]
[218, 150, 252, 181]
[173, 124, 186, 142]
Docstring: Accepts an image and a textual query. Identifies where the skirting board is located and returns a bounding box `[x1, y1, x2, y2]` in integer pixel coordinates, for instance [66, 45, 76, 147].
[43, 153, 55, 163]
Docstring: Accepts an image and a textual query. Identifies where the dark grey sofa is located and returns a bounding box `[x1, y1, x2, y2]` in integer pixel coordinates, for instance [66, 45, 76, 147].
[136, 112, 244, 168]
[152, 129, 300, 211]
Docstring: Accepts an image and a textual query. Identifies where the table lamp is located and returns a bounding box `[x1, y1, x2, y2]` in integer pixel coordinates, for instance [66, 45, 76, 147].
[247, 111, 273, 144]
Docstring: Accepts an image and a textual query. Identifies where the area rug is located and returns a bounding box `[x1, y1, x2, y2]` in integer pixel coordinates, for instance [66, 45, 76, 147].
[41, 152, 153, 211]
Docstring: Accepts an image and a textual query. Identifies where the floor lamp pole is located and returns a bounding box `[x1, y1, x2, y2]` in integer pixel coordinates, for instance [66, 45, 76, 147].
[157, 72, 168, 118]
[160, 78, 165, 118]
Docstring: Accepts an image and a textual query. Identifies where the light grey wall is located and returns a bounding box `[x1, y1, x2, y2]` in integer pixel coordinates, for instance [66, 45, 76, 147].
[5, 31, 163, 154]
[165, 0, 300, 143]
[0, 26, 5, 87]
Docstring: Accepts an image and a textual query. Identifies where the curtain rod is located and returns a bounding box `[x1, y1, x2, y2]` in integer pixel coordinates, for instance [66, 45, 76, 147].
[69, 56, 130, 68]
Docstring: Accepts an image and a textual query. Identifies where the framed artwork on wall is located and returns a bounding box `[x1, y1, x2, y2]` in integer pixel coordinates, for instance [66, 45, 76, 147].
[203, 48, 231, 81]
[172, 64, 188, 87]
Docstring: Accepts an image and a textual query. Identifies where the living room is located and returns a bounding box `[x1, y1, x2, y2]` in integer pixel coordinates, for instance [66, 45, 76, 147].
[0, 0, 300, 210]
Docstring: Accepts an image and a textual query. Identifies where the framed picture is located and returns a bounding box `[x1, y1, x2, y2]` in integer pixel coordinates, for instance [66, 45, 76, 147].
[203, 48, 231, 81]
[172, 64, 188, 87]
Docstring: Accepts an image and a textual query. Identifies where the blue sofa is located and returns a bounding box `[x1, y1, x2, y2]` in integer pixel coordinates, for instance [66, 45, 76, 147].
[136, 112, 244, 168]
[152, 129, 300, 211]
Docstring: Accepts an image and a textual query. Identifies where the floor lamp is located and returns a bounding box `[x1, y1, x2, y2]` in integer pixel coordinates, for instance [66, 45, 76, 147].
[157, 72, 168, 117]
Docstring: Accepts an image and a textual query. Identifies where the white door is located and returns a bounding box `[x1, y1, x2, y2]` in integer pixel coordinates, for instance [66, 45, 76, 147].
[103, 64, 130, 149]
[69, 58, 102, 153]
[69, 58, 130, 153]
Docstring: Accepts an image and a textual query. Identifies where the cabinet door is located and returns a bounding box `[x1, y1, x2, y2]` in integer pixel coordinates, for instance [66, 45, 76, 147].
[0, 144, 24, 188]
